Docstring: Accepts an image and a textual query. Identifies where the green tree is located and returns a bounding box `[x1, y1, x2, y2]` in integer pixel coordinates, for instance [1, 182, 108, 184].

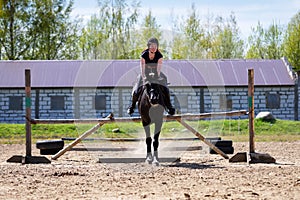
[184, 4, 204, 59]
[79, 11, 109, 59]
[171, 7, 244, 59]
[0, 0, 33, 60]
[28, 0, 79, 59]
[264, 22, 284, 59]
[97, 0, 139, 59]
[211, 13, 244, 59]
[132, 10, 163, 58]
[171, 4, 204, 59]
[0, 0, 80, 60]
[81, 0, 139, 59]
[201, 13, 214, 59]
[283, 11, 300, 72]
[246, 21, 284, 59]
[140, 10, 161, 43]
[245, 22, 265, 59]
[171, 33, 186, 59]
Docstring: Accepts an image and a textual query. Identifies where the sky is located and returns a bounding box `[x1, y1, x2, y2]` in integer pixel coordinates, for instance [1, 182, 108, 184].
[71, 0, 300, 39]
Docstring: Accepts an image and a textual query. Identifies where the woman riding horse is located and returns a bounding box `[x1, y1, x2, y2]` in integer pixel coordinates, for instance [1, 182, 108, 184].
[127, 37, 175, 116]
[127, 37, 175, 165]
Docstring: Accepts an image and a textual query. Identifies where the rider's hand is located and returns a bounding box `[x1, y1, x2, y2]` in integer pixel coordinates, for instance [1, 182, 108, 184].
[142, 76, 147, 85]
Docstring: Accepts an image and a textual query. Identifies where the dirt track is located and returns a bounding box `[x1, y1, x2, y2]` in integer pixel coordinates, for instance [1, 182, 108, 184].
[0, 141, 299, 200]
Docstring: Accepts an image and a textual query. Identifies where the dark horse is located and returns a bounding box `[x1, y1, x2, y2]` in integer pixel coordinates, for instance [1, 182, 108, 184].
[138, 73, 165, 166]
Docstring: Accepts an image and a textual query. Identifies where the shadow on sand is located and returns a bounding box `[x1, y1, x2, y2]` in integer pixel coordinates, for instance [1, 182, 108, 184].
[164, 162, 225, 170]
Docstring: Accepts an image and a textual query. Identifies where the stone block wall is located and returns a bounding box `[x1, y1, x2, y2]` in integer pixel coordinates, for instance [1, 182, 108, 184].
[170, 86, 295, 120]
[77, 88, 113, 119]
[0, 85, 297, 123]
[0, 89, 26, 123]
[38, 89, 74, 120]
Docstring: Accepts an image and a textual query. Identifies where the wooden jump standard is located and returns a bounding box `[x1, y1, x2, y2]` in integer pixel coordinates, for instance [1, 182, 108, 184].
[8, 69, 248, 163]
[229, 69, 276, 163]
[9, 69, 272, 164]
[7, 69, 51, 164]
[30, 110, 247, 160]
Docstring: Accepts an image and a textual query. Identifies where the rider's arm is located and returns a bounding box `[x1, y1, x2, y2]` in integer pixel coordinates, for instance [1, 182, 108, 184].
[157, 58, 163, 77]
[141, 58, 146, 79]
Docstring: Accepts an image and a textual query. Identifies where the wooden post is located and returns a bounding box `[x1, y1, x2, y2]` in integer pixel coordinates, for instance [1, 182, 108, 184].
[25, 69, 32, 157]
[248, 69, 255, 153]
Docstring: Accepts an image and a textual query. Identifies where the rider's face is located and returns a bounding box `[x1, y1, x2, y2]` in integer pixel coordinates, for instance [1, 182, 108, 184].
[149, 43, 158, 53]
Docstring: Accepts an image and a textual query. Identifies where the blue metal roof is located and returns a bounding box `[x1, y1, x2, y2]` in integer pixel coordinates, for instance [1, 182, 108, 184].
[0, 59, 295, 88]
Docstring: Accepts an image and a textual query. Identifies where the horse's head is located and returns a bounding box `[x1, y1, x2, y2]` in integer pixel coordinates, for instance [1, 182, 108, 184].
[144, 72, 162, 106]
[148, 83, 160, 105]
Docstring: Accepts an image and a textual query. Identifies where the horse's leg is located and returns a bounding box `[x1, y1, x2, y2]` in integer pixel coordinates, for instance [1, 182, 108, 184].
[152, 120, 163, 166]
[144, 123, 153, 164]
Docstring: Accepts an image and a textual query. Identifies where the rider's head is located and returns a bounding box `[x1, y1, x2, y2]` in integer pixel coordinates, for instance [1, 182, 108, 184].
[147, 37, 159, 53]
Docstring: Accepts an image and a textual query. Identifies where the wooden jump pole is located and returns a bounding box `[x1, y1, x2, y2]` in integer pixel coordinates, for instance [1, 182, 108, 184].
[49, 111, 248, 160]
[31, 110, 247, 124]
[25, 69, 32, 157]
[52, 122, 105, 160]
[248, 69, 255, 153]
[175, 119, 229, 159]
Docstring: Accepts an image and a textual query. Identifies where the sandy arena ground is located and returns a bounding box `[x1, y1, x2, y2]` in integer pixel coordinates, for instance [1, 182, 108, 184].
[0, 141, 299, 200]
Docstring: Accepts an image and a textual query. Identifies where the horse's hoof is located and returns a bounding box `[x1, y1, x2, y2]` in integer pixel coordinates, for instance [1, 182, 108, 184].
[152, 157, 160, 166]
[145, 153, 153, 164]
[145, 159, 152, 164]
[152, 160, 160, 166]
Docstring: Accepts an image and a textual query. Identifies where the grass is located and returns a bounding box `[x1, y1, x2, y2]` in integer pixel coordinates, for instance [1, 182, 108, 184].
[0, 119, 299, 144]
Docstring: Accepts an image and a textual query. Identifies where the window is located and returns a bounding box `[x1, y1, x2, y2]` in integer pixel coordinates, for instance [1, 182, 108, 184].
[94, 95, 106, 110]
[9, 96, 23, 110]
[219, 95, 232, 110]
[51, 96, 65, 110]
[266, 93, 280, 109]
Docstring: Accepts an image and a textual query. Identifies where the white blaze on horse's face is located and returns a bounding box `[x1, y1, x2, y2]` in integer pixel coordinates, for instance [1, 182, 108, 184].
[149, 72, 155, 78]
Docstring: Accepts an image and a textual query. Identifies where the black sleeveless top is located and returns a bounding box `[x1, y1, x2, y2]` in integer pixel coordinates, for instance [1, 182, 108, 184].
[141, 49, 163, 75]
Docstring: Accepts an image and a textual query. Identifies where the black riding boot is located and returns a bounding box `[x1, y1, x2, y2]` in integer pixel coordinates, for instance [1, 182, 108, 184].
[162, 86, 175, 115]
[127, 93, 138, 115]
